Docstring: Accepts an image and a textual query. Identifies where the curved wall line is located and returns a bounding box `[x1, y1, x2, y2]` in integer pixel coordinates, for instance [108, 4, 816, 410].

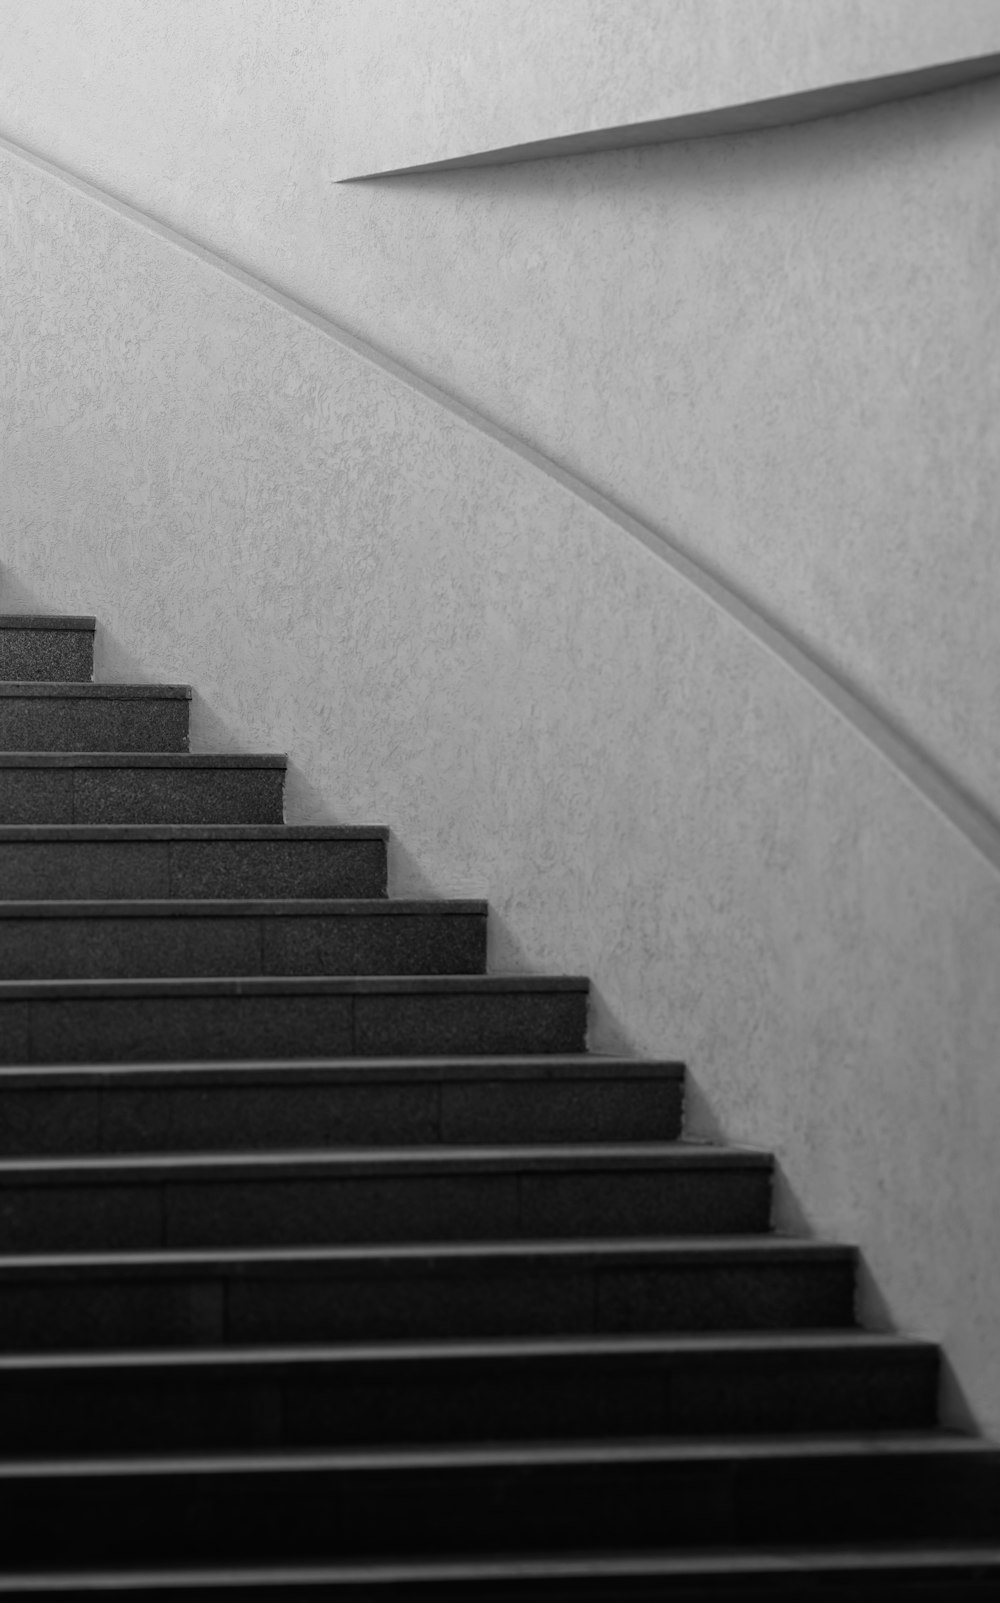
[2, 125, 998, 881]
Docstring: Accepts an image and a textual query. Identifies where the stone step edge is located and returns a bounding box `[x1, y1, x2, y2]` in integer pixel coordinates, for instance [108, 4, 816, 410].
[3, 1545, 995, 1592]
[0, 824, 386, 839]
[0, 617, 96, 632]
[0, 1329, 936, 1372]
[0, 1430, 986, 1478]
[0, 1056, 682, 1087]
[0, 753, 286, 769]
[0, 684, 191, 700]
[0, 974, 588, 998]
[0, 1142, 773, 1183]
[0, 1235, 858, 1276]
[0, 899, 485, 919]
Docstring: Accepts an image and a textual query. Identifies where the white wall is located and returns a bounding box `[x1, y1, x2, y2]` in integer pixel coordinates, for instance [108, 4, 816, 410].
[2, 3, 1000, 1430]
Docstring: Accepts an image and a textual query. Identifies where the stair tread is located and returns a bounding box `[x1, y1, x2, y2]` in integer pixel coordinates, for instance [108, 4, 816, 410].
[0, 1143, 772, 1181]
[0, 823, 386, 837]
[0, 617, 96, 631]
[0, 898, 485, 918]
[0, 684, 190, 699]
[0, 752, 285, 768]
[0, 1235, 856, 1273]
[0, 973, 588, 996]
[0, 1055, 682, 1085]
[0, 1330, 937, 1371]
[0, 1430, 985, 1477]
[7, 1545, 996, 1590]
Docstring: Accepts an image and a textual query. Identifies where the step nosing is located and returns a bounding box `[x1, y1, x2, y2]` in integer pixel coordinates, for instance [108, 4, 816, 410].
[0, 1331, 937, 1371]
[0, 1235, 857, 1273]
[0, 824, 389, 838]
[0, 897, 486, 918]
[0, 973, 589, 996]
[0, 1142, 770, 1181]
[0, 616, 97, 631]
[0, 752, 287, 768]
[0, 683, 191, 699]
[0, 1431, 982, 1478]
[0, 1054, 681, 1085]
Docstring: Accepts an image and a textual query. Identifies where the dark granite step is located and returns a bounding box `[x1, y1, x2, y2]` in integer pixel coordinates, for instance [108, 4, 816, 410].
[0, 974, 589, 1063]
[0, 756, 286, 824]
[0, 617, 96, 684]
[6, 1545, 998, 1600]
[0, 1332, 939, 1454]
[0, 1057, 684, 1154]
[0, 1237, 857, 1351]
[0, 684, 190, 752]
[0, 899, 487, 979]
[0, 1436, 994, 1566]
[0, 1144, 772, 1252]
[0, 825, 386, 897]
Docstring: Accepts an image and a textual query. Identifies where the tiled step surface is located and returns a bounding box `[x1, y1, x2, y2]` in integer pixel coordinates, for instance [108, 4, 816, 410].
[0, 899, 488, 978]
[0, 1057, 685, 1153]
[0, 755, 287, 824]
[0, 1238, 858, 1351]
[0, 1145, 773, 1251]
[0, 825, 388, 897]
[0, 1436, 995, 1566]
[0, 1333, 939, 1453]
[0, 974, 590, 1063]
[0, 617, 96, 683]
[0, 684, 190, 752]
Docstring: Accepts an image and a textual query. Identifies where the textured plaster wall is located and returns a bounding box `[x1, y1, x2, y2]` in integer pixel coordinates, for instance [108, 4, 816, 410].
[4, 142, 1000, 1432]
[1, 4, 999, 823]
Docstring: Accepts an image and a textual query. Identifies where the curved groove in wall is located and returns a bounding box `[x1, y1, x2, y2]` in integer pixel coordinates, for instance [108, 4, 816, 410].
[4, 125, 999, 881]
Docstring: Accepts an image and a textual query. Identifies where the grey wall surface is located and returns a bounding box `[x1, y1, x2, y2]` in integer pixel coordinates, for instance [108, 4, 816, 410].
[2, 3, 1000, 1431]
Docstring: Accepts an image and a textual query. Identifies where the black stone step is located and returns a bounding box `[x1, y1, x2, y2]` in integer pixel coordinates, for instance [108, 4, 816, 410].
[6, 1546, 998, 1600]
[0, 825, 386, 897]
[0, 975, 589, 1063]
[0, 1144, 772, 1252]
[0, 684, 190, 752]
[0, 1436, 994, 1566]
[0, 1056, 684, 1154]
[0, 899, 487, 979]
[0, 1333, 939, 1454]
[0, 755, 287, 824]
[0, 617, 96, 684]
[0, 1238, 857, 1351]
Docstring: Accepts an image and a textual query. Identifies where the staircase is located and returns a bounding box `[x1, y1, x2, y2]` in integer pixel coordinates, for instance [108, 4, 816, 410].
[0, 609, 996, 1600]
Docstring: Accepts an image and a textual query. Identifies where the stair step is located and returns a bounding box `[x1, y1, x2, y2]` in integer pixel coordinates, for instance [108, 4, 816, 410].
[0, 1237, 857, 1350]
[0, 899, 488, 979]
[0, 1144, 772, 1251]
[0, 1436, 994, 1565]
[0, 684, 191, 752]
[0, 755, 287, 824]
[0, 617, 96, 684]
[0, 1056, 684, 1153]
[0, 974, 590, 1063]
[5, 1546, 998, 1600]
[0, 824, 387, 896]
[0, 1333, 939, 1453]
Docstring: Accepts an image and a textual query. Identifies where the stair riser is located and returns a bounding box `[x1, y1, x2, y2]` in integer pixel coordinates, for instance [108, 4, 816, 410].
[0, 630, 94, 683]
[0, 1259, 855, 1351]
[0, 1076, 684, 1154]
[0, 838, 385, 897]
[0, 1453, 996, 1563]
[0, 700, 188, 753]
[0, 991, 588, 1063]
[0, 770, 284, 824]
[0, 1168, 771, 1252]
[0, 1352, 938, 1453]
[0, 914, 486, 979]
